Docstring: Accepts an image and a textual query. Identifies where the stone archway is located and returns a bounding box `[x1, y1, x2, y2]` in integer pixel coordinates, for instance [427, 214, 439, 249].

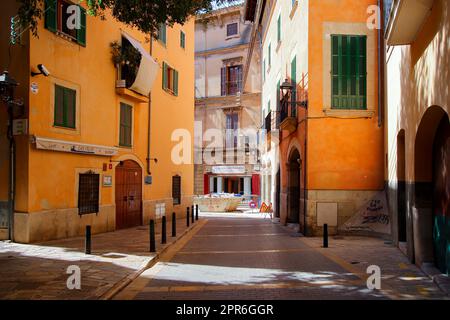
[414, 106, 450, 274]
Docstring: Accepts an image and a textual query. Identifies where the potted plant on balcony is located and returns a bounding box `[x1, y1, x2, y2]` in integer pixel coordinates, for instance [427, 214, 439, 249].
[110, 40, 142, 89]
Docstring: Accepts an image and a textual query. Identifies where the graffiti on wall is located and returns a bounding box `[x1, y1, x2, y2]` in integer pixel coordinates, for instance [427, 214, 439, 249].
[339, 191, 391, 235]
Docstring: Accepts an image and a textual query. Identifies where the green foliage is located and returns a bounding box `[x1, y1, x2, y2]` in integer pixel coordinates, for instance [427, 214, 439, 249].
[17, 0, 236, 38]
[110, 40, 141, 86]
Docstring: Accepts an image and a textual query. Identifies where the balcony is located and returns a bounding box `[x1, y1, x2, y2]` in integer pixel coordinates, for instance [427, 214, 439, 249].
[278, 97, 297, 134]
[113, 32, 159, 102]
[385, 0, 434, 46]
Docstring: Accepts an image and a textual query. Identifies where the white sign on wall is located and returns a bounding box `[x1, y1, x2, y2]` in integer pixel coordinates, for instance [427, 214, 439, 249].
[212, 165, 246, 174]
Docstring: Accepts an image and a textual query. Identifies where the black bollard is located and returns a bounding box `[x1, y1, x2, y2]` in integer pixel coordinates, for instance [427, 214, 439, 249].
[191, 205, 195, 224]
[186, 207, 190, 227]
[196, 204, 199, 221]
[85, 225, 91, 254]
[323, 224, 328, 248]
[161, 216, 167, 244]
[172, 212, 176, 237]
[150, 220, 156, 252]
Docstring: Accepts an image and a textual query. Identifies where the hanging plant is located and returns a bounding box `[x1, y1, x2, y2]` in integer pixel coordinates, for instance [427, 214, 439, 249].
[110, 40, 142, 87]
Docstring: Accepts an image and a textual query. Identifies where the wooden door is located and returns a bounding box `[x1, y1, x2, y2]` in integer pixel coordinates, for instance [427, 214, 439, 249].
[115, 160, 142, 229]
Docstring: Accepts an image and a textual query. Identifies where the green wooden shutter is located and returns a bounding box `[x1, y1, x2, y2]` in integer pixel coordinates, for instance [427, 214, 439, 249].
[263, 59, 266, 82]
[277, 15, 281, 42]
[120, 103, 132, 147]
[291, 56, 297, 113]
[268, 43, 272, 66]
[54, 85, 64, 126]
[276, 80, 280, 111]
[180, 31, 185, 49]
[162, 62, 168, 90]
[331, 35, 366, 110]
[65, 87, 76, 128]
[159, 23, 167, 45]
[77, 6, 87, 46]
[174, 70, 179, 96]
[44, 0, 57, 33]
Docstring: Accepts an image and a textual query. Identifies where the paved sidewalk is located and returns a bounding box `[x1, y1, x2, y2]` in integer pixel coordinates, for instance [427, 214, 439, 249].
[0, 218, 198, 300]
[299, 235, 449, 299]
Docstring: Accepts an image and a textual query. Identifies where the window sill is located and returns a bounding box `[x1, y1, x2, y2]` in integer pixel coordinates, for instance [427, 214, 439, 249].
[164, 88, 178, 96]
[226, 35, 240, 40]
[324, 109, 374, 118]
[53, 125, 76, 130]
[290, 1, 299, 19]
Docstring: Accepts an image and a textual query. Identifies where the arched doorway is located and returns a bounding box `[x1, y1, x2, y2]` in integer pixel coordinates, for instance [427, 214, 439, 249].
[397, 130, 407, 244]
[414, 106, 450, 274]
[432, 116, 450, 275]
[115, 160, 143, 230]
[287, 148, 301, 225]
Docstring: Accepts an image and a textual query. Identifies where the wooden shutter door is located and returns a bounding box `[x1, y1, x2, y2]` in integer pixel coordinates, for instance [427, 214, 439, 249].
[221, 67, 227, 96]
[45, 0, 57, 33]
[77, 6, 87, 46]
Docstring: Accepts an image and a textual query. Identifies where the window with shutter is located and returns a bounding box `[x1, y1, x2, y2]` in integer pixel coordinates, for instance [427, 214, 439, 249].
[158, 23, 167, 45]
[331, 35, 367, 110]
[291, 56, 297, 114]
[78, 172, 100, 215]
[162, 62, 179, 95]
[119, 103, 133, 147]
[45, 0, 86, 46]
[172, 175, 181, 205]
[221, 67, 227, 96]
[277, 15, 282, 43]
[180, 31, 186, 49]
[54, 84, 76, 129]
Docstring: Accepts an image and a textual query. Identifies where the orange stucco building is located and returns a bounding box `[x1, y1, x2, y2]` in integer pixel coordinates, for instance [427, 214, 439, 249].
[246, 0, 384, 236]
[0, 1, 194, 242]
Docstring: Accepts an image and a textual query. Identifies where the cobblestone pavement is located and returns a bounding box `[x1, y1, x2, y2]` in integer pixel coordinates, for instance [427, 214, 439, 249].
[0, 218, 196, 300]
[115, 214, 448, 300]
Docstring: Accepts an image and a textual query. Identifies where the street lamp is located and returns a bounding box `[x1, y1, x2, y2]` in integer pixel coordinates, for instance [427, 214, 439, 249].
[0, 71, 18, 100]
[279, 78, 308, 109]
[280, 78, 293, 96]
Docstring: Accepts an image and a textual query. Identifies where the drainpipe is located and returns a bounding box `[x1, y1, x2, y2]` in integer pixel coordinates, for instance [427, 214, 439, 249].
[378, 0, 384, 128]
[146, 35, 153, 176]
[7, 101, 15, 241]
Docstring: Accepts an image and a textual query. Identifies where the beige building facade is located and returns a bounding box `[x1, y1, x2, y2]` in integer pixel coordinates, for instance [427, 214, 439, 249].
[194, 4, 262, 198]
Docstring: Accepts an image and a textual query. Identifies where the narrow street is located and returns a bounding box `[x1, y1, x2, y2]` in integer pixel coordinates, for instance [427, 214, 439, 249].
[114, 214, 447, 300]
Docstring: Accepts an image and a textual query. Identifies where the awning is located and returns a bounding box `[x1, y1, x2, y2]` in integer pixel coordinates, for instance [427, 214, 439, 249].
[121, 31, 159, 97]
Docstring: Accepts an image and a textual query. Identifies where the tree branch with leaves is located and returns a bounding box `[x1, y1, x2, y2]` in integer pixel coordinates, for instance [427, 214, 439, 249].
[17, 0, 240, 37]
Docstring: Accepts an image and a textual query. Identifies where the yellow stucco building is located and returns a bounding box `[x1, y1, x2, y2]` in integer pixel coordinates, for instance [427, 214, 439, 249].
[0, 1, 194, 243]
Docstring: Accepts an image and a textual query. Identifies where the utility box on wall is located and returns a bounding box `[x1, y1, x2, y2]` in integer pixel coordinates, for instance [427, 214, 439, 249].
[316, 202, 338, 227]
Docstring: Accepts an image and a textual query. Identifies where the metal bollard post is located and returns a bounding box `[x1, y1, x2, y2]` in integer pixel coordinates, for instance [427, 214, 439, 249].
[186, 207, 190, 227]
[191, 205, 195, 224]
[323, 224, 328, 248]
[85, 225, 91, 254]
[196, 204, 199, 221]
[172, 212, 176, 237]
[150, 220, 156, 252]
[161, 216, 167, 244]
